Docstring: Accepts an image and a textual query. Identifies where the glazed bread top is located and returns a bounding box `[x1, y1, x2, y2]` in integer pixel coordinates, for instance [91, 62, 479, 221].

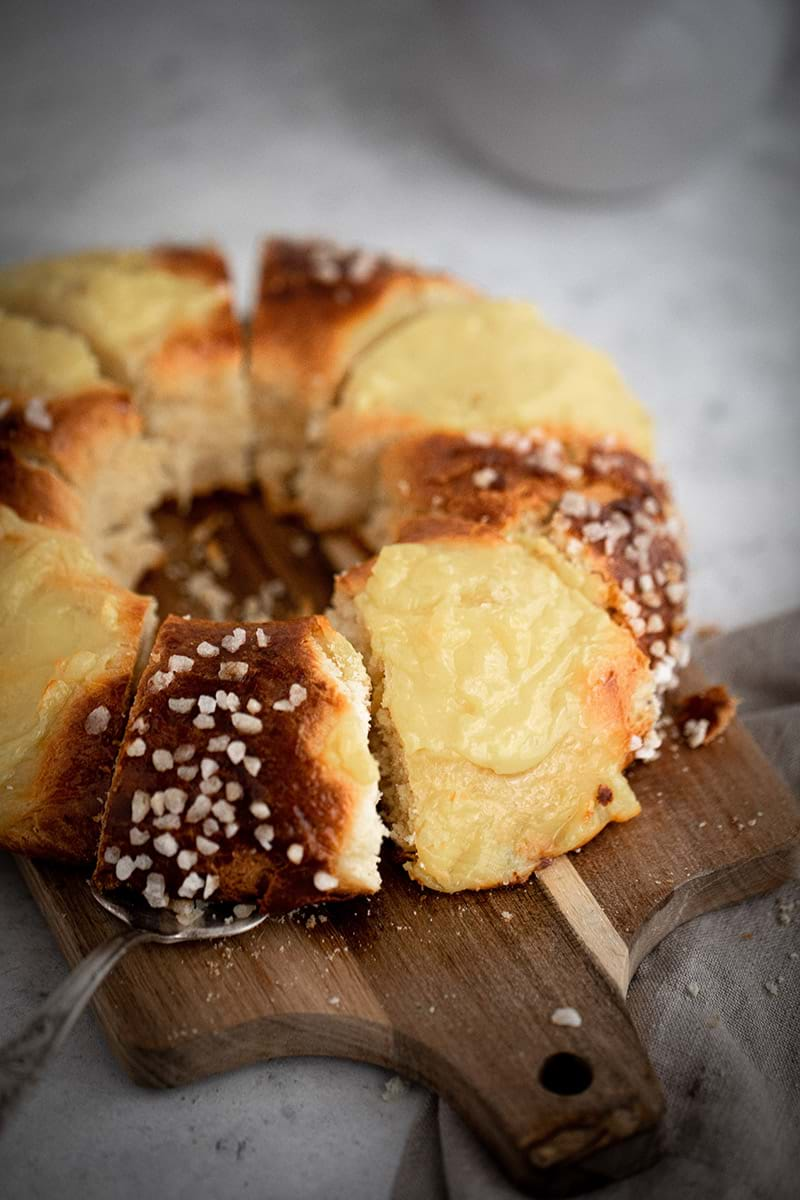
[0, 506, 154, 861]
[337, 299, 653, 456]
[251, 237, 471, 415]
[0, 246, 235, 382]
[94, 614, 384, 912]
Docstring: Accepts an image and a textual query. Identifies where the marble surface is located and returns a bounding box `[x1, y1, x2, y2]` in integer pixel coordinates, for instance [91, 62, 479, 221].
[0, 3, 798, 1197]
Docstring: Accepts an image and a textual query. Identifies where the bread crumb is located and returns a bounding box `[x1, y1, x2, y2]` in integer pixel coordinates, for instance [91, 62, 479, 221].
[685, 980, 700, 998]
[676, 685, 737, 748]
[382, 1076, 410, 1102]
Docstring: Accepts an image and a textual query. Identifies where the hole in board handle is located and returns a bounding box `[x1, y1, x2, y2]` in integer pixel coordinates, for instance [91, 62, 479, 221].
[539, 1052, 593, 1096]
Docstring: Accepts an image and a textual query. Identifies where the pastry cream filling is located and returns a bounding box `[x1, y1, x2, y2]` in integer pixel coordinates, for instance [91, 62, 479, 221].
[0, 252, 220, 378]
[354, 537, 650, 891]
[340, 299, 653, 457]
[0, 510, 127, 794]
[0, 311, 103, 396]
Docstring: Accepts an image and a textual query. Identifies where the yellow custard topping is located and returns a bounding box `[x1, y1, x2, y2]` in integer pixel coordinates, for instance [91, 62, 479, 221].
[340, 299, 653, 457]
[0, 252, 220, 379]
[354, 536, 651, 890]
[0, 509, 135, 801]
[0, 311, 103, 396]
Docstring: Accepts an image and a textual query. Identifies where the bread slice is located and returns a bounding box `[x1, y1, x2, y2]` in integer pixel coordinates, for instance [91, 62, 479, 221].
[0, 507, 157, 862]
[295, 297, 653, 533]
[250, 237, 471, 514]
[331, 526, 655, 893]
[0, 246, 252, 501]
[0, 310, 166, 586]
[93, 614, 385, 914]
[366, 431, 689, 700]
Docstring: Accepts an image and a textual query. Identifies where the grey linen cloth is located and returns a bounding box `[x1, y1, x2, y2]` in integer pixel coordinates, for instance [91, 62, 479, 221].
[390, 611, 800, 1200]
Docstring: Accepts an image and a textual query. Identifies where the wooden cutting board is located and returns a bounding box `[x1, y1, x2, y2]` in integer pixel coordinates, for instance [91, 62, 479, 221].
[18, 494, 800, 1196]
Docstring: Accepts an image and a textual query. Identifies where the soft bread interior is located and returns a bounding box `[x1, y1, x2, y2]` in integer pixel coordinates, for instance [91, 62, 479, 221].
[311, 623, 385, 892]
[332, 534, 653, 892]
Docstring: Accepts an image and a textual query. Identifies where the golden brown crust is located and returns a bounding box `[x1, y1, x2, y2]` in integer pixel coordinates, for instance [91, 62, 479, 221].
[0, 447, 83, 534]
[252, 238, 466, 369]
[15, 631, 147, 863]
[250, 237, 471, 510]
[150, 244, 231, 288]
[0, 385, 141, 488]
[94, 615, 372, 913]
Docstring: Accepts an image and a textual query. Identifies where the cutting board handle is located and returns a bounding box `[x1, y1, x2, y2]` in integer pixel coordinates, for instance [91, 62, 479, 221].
[393, 942, 662, 1191]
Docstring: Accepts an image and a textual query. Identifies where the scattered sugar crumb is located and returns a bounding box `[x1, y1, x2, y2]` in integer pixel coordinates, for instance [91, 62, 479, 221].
[550, 1007, 582, 1027]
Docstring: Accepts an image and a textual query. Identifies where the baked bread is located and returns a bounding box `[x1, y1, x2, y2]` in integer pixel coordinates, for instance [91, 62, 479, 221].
[94, 614, 384, 913]
[0, 246, 252, 502]
[0, 446, 84, 537]
[0, 507, 156, 862]
[0, 233, 690, 895]
[332, 525, 654, 892]
[250, 237, 471, 513]
[293, 297, 654, 533]
[0, 310, 166, 585]
[366, 431, 689, 698]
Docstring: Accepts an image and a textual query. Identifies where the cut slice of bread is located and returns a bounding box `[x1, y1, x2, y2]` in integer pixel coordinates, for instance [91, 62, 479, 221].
[295, 297, 653, 533]
[332, 527, 654, 893]
[0, 507, 157, 862]
[250, 237, 471, 514]
[94, 614, 385, 913]
[0, 247, 252, 501]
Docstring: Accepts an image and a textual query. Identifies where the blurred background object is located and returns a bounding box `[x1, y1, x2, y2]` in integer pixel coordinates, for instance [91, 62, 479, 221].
[433, 0, 791, 195]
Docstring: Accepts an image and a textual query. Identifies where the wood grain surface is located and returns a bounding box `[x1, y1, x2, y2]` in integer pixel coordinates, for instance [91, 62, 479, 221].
[18, 493, 800, 1195]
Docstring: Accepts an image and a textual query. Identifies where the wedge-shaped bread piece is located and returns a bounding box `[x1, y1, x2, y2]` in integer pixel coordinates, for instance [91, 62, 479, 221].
[296, 298, 653, 532]
[94, 614, 384, 914]
[0, 247, 252, 501]
[0, 311, 166, 585]
[250, 237, 471, 513]
[332, 529, 654, 892]
[367, 431, 689, 703]
[0, 507, 156, 862]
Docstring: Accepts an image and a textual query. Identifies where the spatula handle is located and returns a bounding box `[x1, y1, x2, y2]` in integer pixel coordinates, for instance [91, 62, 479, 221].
[0, 926, 151, 1133]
